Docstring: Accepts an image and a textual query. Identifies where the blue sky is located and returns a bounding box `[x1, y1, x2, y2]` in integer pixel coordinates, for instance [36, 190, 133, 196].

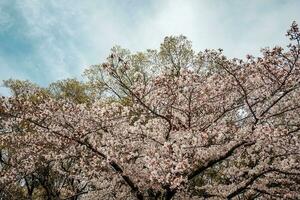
[0, 0, 300, 95]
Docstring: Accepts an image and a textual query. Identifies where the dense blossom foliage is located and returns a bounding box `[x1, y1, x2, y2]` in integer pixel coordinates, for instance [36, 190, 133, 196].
[0, 22, 300, 199]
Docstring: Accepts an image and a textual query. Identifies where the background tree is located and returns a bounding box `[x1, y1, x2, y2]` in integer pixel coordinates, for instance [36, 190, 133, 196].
[49, 78, 93, 104]
[0, 79, 94, 199]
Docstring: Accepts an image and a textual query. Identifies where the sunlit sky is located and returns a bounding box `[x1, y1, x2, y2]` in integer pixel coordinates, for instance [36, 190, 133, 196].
[0, 0, 300, 95]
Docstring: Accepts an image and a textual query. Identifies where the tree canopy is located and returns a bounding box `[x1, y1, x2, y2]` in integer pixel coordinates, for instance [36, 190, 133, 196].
[0, 22, 300, 200]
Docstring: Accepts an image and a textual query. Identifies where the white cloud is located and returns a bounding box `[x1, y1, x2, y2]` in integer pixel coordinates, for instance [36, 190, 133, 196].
[0, 9, 12, 31]
[81, 0, 300, 59]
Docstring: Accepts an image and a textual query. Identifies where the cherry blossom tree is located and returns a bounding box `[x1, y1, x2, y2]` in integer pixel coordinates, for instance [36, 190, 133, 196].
[1, 22, 300, 199]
